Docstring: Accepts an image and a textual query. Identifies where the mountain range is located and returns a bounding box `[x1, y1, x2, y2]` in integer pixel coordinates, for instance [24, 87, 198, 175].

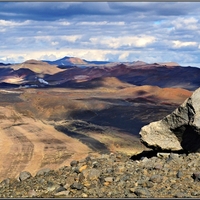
[0, 56, 199, 91]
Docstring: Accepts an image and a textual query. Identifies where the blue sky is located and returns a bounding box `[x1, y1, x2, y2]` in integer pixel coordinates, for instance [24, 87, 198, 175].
[0, 2, 200, 67]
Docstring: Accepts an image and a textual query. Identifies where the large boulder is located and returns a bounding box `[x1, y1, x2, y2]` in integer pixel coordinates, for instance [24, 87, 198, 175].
[139, 87, 200, 152]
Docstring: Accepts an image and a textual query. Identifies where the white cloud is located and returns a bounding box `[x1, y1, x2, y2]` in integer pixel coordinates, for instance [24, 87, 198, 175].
[0, 49, 136, 63]
[1, 47, 200, 68]
[90, 35, 156, 49]
[172, 40, 198, 48]
[118, 52, 130, 61]
[0, 28, 6, 32]
[171, 17, 198, 30]
[1, 2, 200, 67]
[78, 21, 125, 26]
[78, 21, 107, 25]
[51, 41, 59, 46]
[0, 19, 30, 26]
[60, 35, 82, 43]
[57, 20, 71, 26]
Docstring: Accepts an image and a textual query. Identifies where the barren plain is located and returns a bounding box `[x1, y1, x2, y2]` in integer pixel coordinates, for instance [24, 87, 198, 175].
[0, 76, 192, 181]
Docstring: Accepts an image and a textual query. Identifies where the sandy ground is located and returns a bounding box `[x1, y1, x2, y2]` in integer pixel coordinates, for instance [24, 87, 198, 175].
[0, 81, 192, 182]
[0, 107, 99, 182]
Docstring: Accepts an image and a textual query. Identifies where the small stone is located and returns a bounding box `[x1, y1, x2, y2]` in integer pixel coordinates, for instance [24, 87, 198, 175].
[149, 175, 162, 183]
[168, 153, 180, 162]
[193, 172, 200, 181]
[70, 182, 83, 190]
[106, 168, 113, 173]
[55, 186, 66, 193]
[141, 157, 149, 163]
[134, 188, 151, 197]
[85, 156, 91, 162]
[70, 160, 79, 167]
[121, 174, 130, 182]
[65, 175, 77, 185]
[153, 163, 163, 170]
[83, 181, 91, 188]
[104, 177, 114, 182]
[174, 192, 188, 198]
[157, 152, 170, 159]
[47, 182, 60, 192]
[18, 171, 32, 181]
[129, 188, 135, 193]
[28, 189, 37, 197]
[127, 193, 137, 198]
[82, 193, 88, 197]
[79, 165, 87, 173]
[0, 178, 10, 187]
[63, 183, 70, 189]
[116, 166, 125, 174]
[92, 161, 100, 168]
[54, 191, 70, 197]
[142, 169, 148, 175]
[81, 168, 101, 181]
[176, 170, 183, 178]
[36, 168, 51, 176]
[146, 181, 154, 188]
[191, 191, 200, 196]
[103, 182, 110, 186]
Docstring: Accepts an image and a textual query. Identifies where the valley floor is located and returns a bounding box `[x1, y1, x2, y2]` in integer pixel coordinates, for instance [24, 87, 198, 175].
[0, 83, 192, 181]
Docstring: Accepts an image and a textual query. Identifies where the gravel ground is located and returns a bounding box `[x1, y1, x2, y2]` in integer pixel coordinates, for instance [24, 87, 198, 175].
[0, 151, 199, 198]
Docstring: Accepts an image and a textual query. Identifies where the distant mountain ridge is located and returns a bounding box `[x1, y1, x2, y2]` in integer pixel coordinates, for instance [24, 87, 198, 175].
[0, 56, 183, 68]
[0, 56, 200, 91]
[42, 56, 111, 68]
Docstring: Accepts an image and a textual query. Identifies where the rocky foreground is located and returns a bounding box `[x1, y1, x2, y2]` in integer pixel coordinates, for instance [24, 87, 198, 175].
[0, 151, 199, 198]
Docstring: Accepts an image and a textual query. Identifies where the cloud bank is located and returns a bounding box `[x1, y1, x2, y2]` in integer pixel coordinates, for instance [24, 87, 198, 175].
[0, 2, 200, 67]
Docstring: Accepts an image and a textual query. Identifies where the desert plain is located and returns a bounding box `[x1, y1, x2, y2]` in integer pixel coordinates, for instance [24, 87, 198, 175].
[0, 69, 192, 181]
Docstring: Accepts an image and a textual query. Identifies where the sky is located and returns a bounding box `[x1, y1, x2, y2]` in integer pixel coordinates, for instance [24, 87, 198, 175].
[0, 2, 200, 67]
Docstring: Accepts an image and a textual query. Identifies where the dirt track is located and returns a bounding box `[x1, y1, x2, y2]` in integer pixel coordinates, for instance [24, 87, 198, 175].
[0, 108, 98, 182]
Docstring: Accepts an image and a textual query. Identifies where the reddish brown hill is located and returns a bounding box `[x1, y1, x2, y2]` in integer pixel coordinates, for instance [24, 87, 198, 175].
[11, 60, 65, 75]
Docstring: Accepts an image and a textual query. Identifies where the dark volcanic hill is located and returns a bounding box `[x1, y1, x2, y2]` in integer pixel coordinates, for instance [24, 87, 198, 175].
[43, 63, 200, 91]
[0, 58, 200, 91]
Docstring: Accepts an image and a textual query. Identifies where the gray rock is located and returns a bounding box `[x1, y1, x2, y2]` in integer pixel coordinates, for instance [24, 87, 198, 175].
[55, 186, 66, 193]
[149, 175, 162, 183]
[47, 182, 60, 192]
[104, 177, 114, 182]
[191, 191, 200, 196]
[92, 161, 100, 168]
[193, 172, 200, 181]
[169, 153, 180, 159]
[139, 87, 200, 152]
[127, 193, 137, 198]
[36, 168, 51, 176]
[176, 170, 183, 178]
[157, 152, 170, 159]
[70, 182, 83, 190]
[54, 190, 70, 197]
[18, 171, 32, 181]
[134, 188, 151, 197]
[153, 163, 163, 170]
[0, 178, 10, 187]
[80, 168, 101, 181]
[70, 160, 79, 167]
[174, 192, 189, 198]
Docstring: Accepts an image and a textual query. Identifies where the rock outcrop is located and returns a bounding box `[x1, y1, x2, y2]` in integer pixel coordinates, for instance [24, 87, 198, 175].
[139, 87, 200, 152]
